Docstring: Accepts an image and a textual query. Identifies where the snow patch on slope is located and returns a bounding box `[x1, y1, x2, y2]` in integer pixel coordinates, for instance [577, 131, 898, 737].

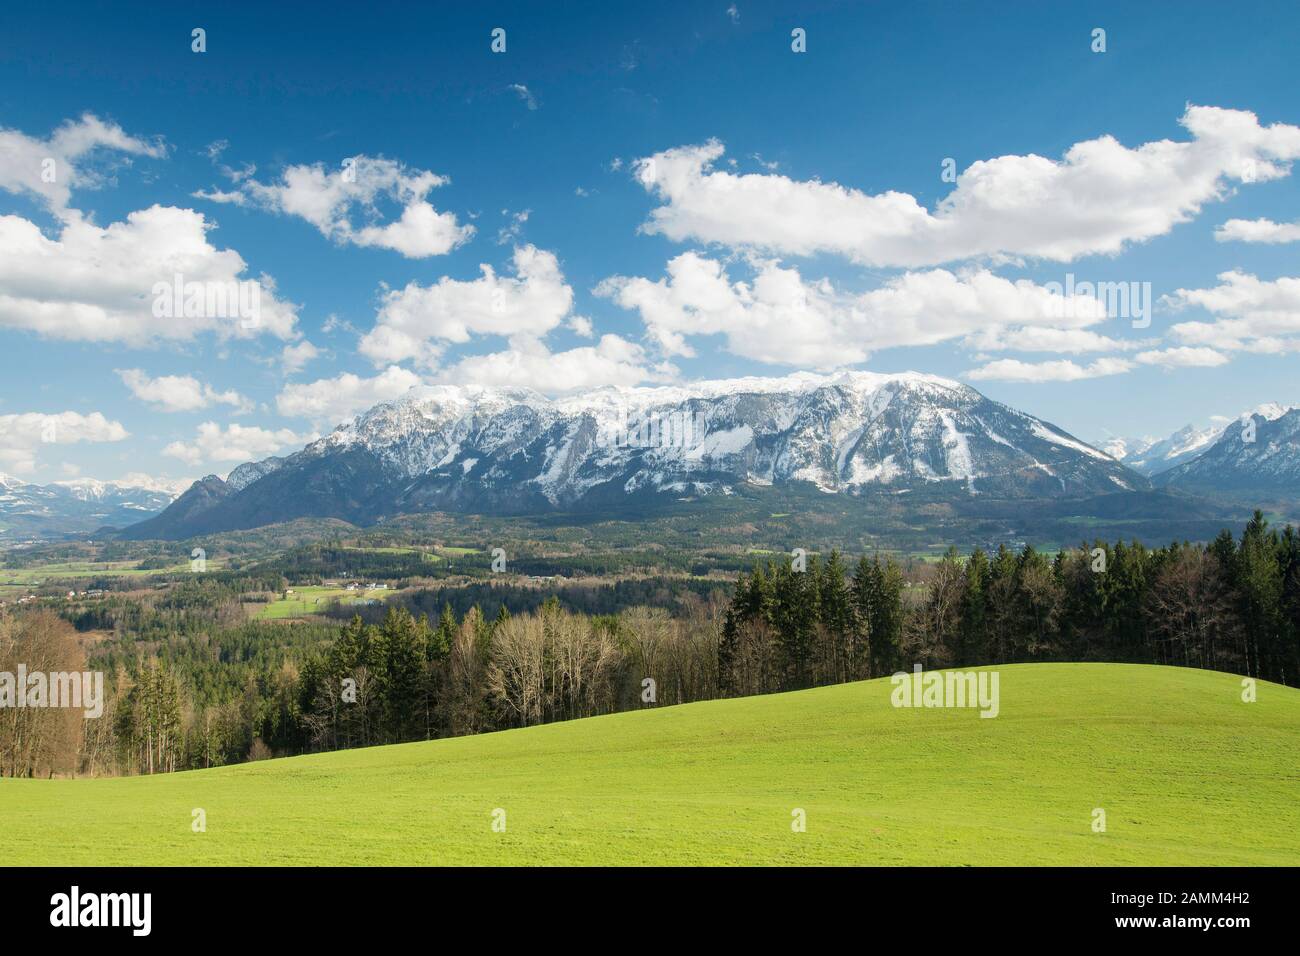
[1031, 422, 1110, 460]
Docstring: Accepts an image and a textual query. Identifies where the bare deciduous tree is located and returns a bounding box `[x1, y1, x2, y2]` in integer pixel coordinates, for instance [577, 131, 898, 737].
[0, 611, 86, 778]
[1145, 546, 1234, 669]
[487, 614, 546, 727]
[445, 608, 489, 736]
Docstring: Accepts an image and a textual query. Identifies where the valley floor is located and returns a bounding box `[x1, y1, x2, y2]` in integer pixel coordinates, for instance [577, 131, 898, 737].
[2, 663, 1296, 866]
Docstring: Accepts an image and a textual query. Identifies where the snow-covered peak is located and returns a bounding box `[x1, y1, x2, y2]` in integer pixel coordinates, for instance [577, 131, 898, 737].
[49, 478, 113, 501]
[1101, 437, 1154, 461]
[1115, 400, 1299, 476]
[234, 368, 1132, 504]
[1158, 405, 1300, 494]
[50, 476, 191, 499]
[300, 371, 984, 479]
[1, 474, 180, 541]
[558, 369, 969, 412]
[127, 370, 1148, 538]
[1246, 402, 1296, 422]
[331, 370, 972, 427]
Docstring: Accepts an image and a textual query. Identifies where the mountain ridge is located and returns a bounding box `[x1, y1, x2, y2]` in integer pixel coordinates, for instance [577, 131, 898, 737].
[121, 371, 1146, 540]
[1158, 406, 1300, 496]
[1112, 402, 1297, 477]
[0, 473, 178, 541]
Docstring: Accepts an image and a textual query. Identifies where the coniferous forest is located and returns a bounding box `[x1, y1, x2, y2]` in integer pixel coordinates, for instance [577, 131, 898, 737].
[2, 512, 1298, 778]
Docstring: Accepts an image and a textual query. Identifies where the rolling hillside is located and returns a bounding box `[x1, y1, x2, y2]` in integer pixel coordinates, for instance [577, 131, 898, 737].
[2, 663, 1297, 866]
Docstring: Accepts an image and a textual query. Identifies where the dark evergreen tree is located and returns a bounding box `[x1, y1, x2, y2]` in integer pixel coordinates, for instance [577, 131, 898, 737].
[817, 550, 855, 682]
[959, 547, 990, 664]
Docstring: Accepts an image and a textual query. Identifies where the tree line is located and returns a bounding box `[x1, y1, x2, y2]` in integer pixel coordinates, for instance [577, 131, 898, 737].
[720, 510, 1300, 694]
[2, 512, 1296, 777]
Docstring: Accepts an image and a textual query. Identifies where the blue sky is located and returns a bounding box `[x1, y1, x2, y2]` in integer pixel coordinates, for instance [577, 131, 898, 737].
[1, 0, 1298, 487]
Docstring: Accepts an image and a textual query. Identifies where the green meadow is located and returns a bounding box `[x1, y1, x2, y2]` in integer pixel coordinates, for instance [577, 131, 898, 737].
[255, 585, 391, 620]
[2, 663, 1296, 866]
[341, 546, 439, 558]
[0, 560, 200, 584]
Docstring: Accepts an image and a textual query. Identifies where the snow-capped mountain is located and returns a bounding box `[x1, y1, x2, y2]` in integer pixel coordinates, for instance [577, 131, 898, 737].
[226, 457, 286, 491]
[1158, 406, 1300, 495]
[1101, 436, 1154, 462]
[0, 474, 179, 541]
[1117, 424, 1223, 476]
[1114, 403, 1297, 476]
[123, 371, 1144, 540]
[51, 476, 192, 500]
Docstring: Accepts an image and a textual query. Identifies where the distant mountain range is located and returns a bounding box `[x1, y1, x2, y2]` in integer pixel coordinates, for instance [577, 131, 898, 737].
[1105, 424, 1224, 476]
[9, 375, 1293, 546]
[1092, 403, 1294, 504]
[1155, 406, 1300, 496]
[0, 474, 179, 541]
[121, 371, 1147, 540]
[1105, 403, 1293, 476]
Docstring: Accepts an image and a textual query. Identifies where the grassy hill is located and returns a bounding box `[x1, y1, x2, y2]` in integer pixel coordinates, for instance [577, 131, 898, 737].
[2, 663, 1297, 865]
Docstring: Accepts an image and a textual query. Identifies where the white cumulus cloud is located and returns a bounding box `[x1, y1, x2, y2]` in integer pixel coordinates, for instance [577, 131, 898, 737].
[361, 244, 575, 366]
[963, 327, 1145, 354]
[0, 113, 165, 215]
[276, 365, 423, 425]
[196, 155, 473, 258]
[117, 369, 252, 413]
[441, 335, 675, 393]
[964, 357, 1134, 383]
[281, 340, 322, 374]
[0, 205, 299, 344]
[1134, 347, 1230, 368]
[162, 422, 311, 466]
[634, 106, 1300, 266]
[597, 252, 1113, 369]
[1166, 271, 1300, 354]
[1214, 217, 1300, 244]
[0, 411, 130, 474]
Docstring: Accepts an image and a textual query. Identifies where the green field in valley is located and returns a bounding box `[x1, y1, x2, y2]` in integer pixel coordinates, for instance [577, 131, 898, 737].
[0, 560, 201, 584]
[1, 663, 1296, 866]
[255, 585, 392, 620]
[341, 546, 439, 558]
